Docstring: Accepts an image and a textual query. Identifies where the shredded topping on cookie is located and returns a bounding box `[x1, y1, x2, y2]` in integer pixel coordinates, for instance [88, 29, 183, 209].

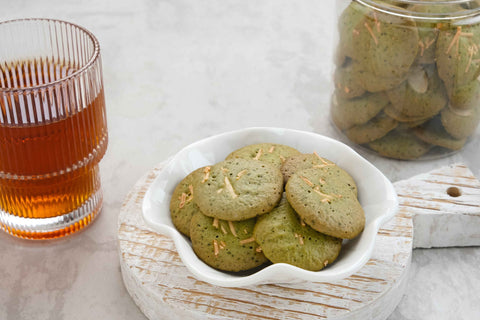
[254, 148, 263, 160]
[294, 233, 304, 245]
[219, 241, 226, 249]
[213, 240, 219, 257]
[212, 218, 219, 229]
[239, 237, 255, 245]
[236, 169, 247, 180]
[202, 166, 211, 183]
[313, 186, 342, 203]
[178, 193, 187, 209]
[224, 177, 238, 198]
[300, 176, 314, 187]
[255, 246, 263, 253]
[364, 22, 378, 45]
[221, 224, 228, 235]
[324, 260, 329, 267]
[268, 146, 275, 153]
[228, 221, 238, 237]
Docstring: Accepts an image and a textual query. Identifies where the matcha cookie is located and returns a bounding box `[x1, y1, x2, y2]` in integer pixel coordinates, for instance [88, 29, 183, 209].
[190, 212, 267, 272]
[254, 196, 342, 271]
[351, 5, 418, 79]
[193, 158, 283, 221]
[331, 92, 390, 130]
[351, 62, 406, 92]
[449, 79, 480, 111]
[368, 129, 432, 159]
[436, 24, 480, 91]
[384, 103, 434, 123]
[280, 153, 341, 185]
[336, 1, 372, 64]
[285, 167, 365, 239]
[414, 116, 467, 150]
[345, 112, 398, 144]
[334, 59, 366, 99]
[169, 167, 205, 237]
[386, 64, 447, 118]
[441, 103, 480, 139]
[226, 143, 301, 169]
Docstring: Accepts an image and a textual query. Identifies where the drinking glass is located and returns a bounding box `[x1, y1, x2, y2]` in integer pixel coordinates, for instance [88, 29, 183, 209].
[0, 18, 108, 239]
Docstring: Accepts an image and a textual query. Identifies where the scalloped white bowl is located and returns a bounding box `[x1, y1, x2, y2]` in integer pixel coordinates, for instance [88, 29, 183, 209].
[142, 127, 398, 287]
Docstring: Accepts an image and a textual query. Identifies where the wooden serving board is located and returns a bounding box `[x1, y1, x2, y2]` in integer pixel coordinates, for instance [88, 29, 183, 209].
[118, 162, 414, 320]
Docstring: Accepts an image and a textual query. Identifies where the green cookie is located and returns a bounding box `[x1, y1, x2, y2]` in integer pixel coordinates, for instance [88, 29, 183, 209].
[351, 5, 418, 79]
[226, 143, 301, 169]
[441, 104, 480, 139]
[190, 212, 267, 272]
[169, 167, 205, 237]
[345, 112, 398, 144]
[436, 23, 480, 91]
[449, 79, 480, 111]
[254, 196, 342, 271]
[351, 61, 406, 92]
[384, 103, 435, 123]
[387, 64, 447, 118]
[368, 129, 432, 160]
[280, 154, 351, 189]
[334, 59, 366, 99]
[193, 158, 283, 221]
[285, 167, 364, 239]
[331, 92, 390, 130]
[414, 116, 467, 150]
[336, 1, 372, 64]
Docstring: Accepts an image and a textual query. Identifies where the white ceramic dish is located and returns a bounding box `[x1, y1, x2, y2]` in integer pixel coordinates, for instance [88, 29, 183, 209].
[142, 127, 398, 287]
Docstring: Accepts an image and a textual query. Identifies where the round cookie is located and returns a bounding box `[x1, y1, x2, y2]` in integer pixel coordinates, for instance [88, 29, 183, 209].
[384, 103, 434, 123]
[169, 167, 205, 237]
[190, 212, 267, 272]
[350, 61, 406, 92]
[345, 112, 398, 144]
[368, 129, 432, 160]
[334, 59, 366, 99]
[193, 158, 283, 221]
[449, 79, 480, 111]
[336, 1, 372, 64]
[226, 143, 301, 169]
[414, 116, 467, 150]
[331, 92, 390, 130]
[351, 5, 418, 79]
[285, 167, 365, 239]
[280, 153, 339, 185]
[441, 103, 480, 139]
[254, 196, 342, 271]
[436, 24, 480, 91]
[386, 64, 447, 118]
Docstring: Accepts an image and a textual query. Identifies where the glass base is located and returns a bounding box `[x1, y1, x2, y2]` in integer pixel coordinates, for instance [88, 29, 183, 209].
[0, 188, 102, 240]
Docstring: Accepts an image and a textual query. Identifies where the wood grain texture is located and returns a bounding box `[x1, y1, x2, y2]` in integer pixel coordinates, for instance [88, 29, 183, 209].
[394, 164, 480, 248]
[118, 162, 414, 320]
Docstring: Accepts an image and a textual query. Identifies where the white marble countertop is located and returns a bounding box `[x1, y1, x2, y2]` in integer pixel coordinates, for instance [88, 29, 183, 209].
[1, 1, 480, 319]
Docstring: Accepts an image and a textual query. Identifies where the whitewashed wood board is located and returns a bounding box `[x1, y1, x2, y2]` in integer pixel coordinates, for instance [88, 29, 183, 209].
[118, 162, 413, 320]
[395, 164, 480, 248]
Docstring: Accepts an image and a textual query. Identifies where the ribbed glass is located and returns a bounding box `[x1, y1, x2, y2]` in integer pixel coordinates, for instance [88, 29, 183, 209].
[0, 18, 108, 239]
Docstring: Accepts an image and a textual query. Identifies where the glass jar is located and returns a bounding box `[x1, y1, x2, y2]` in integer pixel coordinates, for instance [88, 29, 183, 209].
[332, 0, 480, 160]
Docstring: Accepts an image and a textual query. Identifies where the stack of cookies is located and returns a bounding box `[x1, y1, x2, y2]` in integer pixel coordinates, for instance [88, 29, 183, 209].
[332, 1, 480, 159]
[169, 143, 365, 273]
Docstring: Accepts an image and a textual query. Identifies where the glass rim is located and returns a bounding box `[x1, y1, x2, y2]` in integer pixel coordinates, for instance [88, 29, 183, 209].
[0, 18, 100, 94]
[356, 0, 480, 20]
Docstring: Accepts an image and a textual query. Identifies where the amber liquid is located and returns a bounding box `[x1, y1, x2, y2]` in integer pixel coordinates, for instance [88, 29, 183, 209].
[0, 60, 108, 239]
